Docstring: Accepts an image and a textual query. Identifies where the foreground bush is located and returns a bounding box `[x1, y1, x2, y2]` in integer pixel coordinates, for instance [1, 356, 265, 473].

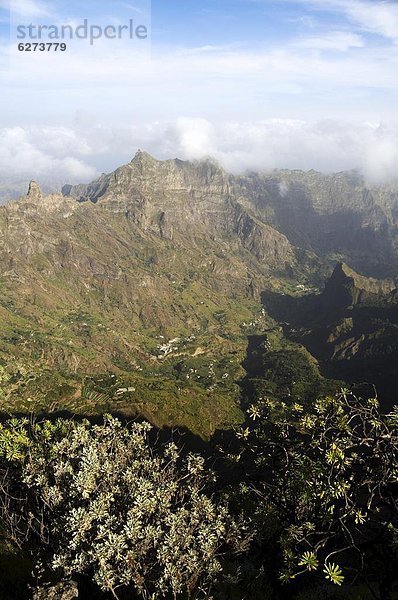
[0, 417, 242, 599]
[1, 392, 398, 599]
[236, 391, 398, 599]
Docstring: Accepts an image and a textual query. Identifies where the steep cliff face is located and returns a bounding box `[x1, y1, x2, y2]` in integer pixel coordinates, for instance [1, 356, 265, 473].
[236, 169, 398, 276]
[13, 156, 398, 281]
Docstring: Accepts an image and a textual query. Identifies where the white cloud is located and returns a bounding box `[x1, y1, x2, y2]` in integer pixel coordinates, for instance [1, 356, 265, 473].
[166, 118, 216, 158]
[2, 40, 398, 127]
[289, 0, 398, 42]
[294, 31, 364, 51]
[335, 0, 398, 42]
[0, 7, 397, 135]
[362, 124, 398, 182]
[161, 118, 398, 182]
[0, 126, 98, 192]
[1, 118, 398, 201]
[3, 0, 51, 18]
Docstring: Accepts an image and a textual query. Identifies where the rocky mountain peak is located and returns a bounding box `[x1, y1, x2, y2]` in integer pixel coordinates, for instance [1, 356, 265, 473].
[63, 151, 233, 206]
[131, 149, 158, 166]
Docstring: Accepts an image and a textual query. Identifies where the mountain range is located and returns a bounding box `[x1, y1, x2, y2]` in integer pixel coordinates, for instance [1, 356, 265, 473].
[0, 150, 397, 436]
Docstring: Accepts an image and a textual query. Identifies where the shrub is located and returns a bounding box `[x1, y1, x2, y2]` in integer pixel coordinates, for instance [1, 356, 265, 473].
[0, 417, 241, 599]
[236, 391, 398, 599]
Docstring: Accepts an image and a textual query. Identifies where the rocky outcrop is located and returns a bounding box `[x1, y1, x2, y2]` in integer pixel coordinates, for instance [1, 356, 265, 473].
[261, 260, 398, 405]
[323, 262, 396, 308]
[27, 180, 43, 202]
[21, 180, 77, 217]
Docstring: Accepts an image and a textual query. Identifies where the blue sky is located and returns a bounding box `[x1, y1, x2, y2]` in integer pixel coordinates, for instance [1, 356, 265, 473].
[0, 0, 398, 191]
[152, 1, 344, 47]
[1, 1, 346, 47]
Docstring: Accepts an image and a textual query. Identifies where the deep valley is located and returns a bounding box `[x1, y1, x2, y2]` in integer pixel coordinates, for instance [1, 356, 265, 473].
[1, 151, 398, 436]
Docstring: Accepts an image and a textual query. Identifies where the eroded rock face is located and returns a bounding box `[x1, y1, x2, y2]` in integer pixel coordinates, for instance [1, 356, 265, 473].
[21, 180, 78, 217]
[63, 151, 233, 203]
[235, 169, 398, 276]
[4, 154, 296, 275]
[63, 157, 398, 277]
[61, 151, 295, 268]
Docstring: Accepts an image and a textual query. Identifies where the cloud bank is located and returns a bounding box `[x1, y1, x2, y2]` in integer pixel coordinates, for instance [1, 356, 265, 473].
[1, 117, 398, 201]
